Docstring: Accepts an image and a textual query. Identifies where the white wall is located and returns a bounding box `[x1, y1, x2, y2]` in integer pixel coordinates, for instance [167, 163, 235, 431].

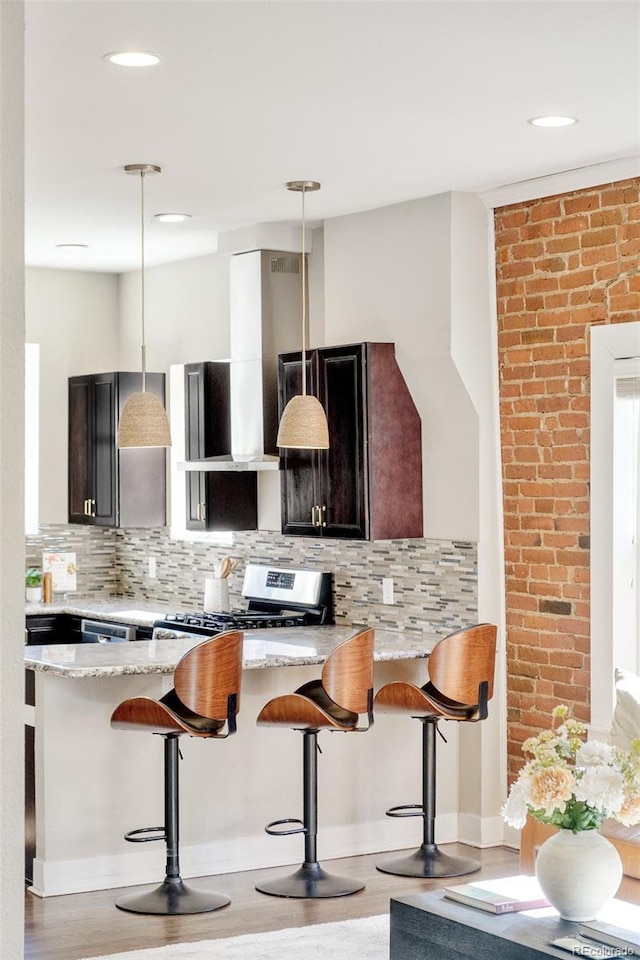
[323, 192, 479, 543]
[322, 191, 504, 840]
[1, 2, 25, 956]
[118, 252, 230, 372]
[450, 192, 506, 839]
[25, 267, 120, 523]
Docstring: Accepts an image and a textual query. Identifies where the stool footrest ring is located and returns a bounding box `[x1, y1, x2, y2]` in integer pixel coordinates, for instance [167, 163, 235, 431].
[385, 803, 423, 818]
[124, 826, 166, 843]
[265, 817, 306, 837]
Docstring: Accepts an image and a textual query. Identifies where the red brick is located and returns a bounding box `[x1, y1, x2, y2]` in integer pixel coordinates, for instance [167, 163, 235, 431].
[531, 200, 563, 222]
[564, 195, 599, 214]
[581, 227, 617, 248]
[554, 215, 589, 235]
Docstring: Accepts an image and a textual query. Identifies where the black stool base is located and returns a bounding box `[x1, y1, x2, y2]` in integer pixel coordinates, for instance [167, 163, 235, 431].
[376, 844, 480, 879]
[256, 862, 365, 899]
[115, 878, 230, 915]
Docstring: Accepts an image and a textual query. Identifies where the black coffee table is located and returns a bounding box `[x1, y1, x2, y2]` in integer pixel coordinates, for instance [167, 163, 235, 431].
[390, 889, 582, 959]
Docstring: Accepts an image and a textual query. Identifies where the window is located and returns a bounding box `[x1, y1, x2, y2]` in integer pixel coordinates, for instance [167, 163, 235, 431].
[612, 359, 640, 672]
[25, 343, 39, 535]
[591, 323, 640, 735]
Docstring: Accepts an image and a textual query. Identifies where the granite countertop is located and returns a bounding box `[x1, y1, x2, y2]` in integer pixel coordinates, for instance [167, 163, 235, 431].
[24, 625, 437, 678]
[25, 598, 177, 627]
[24, 596, 439, 678]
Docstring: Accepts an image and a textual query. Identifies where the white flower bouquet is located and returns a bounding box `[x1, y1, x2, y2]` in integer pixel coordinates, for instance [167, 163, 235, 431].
[502, 704, 640, 833]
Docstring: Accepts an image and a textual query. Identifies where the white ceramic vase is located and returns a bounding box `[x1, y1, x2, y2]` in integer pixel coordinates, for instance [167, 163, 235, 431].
[534, 828, 622, 921]
[26, 585, 42, 603]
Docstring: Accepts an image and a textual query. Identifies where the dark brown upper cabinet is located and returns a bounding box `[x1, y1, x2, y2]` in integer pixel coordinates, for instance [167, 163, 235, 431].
[278, 342, 423, 540]
[183, 362, 257, 531]
[68, 372, 166, 528]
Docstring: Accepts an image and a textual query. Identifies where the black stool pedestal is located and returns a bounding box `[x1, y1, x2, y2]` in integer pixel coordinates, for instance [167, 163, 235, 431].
[116, 878, 230, 916]
[116, 734, 230, 915]
[256, 862, 364, 899]
[256, 730, 364, 899]
[376, 717, 480, 880]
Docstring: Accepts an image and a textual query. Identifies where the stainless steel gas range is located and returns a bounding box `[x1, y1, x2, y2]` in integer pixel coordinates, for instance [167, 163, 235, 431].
[152, 563, 333, 640]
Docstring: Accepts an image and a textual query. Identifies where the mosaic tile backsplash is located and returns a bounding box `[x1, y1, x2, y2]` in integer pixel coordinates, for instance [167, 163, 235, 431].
[27, 525, 477, 636]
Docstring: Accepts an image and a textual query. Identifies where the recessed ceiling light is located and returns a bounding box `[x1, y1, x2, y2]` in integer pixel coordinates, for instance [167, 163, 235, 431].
[55, 243, 89, 250]
[528, 115, 578, 128]
[152, 213, 192, 223]
[104, 51, 162, 67]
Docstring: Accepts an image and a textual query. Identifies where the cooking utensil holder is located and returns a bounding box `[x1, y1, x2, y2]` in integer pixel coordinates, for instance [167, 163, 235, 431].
[204, 577, 230, 612]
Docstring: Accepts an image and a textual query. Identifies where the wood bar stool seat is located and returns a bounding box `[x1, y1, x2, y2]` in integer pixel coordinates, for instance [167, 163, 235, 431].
[374, 622, 497, 879]
[255, 628, 375, 899]
[110, 629, 243, 915]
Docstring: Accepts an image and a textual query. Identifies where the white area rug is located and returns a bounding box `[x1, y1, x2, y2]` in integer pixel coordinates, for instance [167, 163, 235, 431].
[80, 914, 389, 960]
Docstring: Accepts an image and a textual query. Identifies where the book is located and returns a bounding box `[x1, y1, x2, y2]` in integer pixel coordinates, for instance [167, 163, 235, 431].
[442, 874, 550, 914]
[579, 919, 640, 956]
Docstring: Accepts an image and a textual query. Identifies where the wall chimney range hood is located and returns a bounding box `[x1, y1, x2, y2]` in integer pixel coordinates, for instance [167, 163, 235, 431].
[178, 249, 305, 473]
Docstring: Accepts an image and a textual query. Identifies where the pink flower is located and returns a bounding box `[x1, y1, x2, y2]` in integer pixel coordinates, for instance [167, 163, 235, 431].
[529, 767, 575, 816]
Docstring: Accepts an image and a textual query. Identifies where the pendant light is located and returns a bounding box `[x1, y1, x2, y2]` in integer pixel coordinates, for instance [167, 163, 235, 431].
[276, 181, 329, 450]
[117, 164, 171, 448]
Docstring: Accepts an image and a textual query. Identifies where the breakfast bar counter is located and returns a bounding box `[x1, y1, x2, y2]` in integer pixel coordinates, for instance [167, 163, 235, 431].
[25, 626, 459, 899]
[24, 624, 438, 677]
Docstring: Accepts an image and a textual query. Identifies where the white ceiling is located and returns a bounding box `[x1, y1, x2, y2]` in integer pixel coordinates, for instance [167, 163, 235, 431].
[25, 0, 640, 273]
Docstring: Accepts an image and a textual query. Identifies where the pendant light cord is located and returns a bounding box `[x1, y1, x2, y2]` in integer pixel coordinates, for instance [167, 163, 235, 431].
[139, 169, 147, 393]
[301, 185, 307, 397]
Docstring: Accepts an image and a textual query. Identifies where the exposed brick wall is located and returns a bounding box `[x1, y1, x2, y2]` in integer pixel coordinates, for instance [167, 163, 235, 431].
[494, 178, 640, 783]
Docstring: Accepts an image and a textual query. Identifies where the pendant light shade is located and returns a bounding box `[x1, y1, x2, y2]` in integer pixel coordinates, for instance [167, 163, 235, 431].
[276, 181, 329, 450]
[277, 393, 329, 449]
[117, 391, 171, 447]
[117, 164, 171, 449]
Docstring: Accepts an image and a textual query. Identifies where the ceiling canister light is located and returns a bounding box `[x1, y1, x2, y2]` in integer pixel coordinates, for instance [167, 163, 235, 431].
[117, 164, 172, 449]
[105, 51, 162, 67]
[276, 181, 329, 450]
[527, 115, 578, 128]
[153, 213, 191, 223]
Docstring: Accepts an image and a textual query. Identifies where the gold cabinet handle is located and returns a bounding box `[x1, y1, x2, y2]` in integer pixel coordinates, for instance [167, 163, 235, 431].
[310, 505, 327, 527]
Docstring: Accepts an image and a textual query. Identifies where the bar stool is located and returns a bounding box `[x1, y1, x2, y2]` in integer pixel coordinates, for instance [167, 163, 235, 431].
[374, 622, 496, 879]
[110, 629, 243, 915]
[255, 628, 374, 898]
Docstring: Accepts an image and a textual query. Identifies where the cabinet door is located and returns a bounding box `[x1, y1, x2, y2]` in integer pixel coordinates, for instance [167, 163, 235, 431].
[68, 373, 116, 525]
[92, 372, 117, 525]
[117, 372, 166, 528]
[318, 344, 368, 539]
[183, 362, 248, 532]
[25, 615, 69, 645]
[68, 376, 93, 523]
[279, 351, 322, 537]
[184, 363, 208, 530]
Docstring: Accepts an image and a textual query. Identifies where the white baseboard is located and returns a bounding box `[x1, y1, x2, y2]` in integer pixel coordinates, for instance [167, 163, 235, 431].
[457, 813, 506, 848]
[30, 812, 499, 897]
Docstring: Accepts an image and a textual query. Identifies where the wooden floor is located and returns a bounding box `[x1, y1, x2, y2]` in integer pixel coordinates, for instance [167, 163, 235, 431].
[25, 844, 519, 960]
